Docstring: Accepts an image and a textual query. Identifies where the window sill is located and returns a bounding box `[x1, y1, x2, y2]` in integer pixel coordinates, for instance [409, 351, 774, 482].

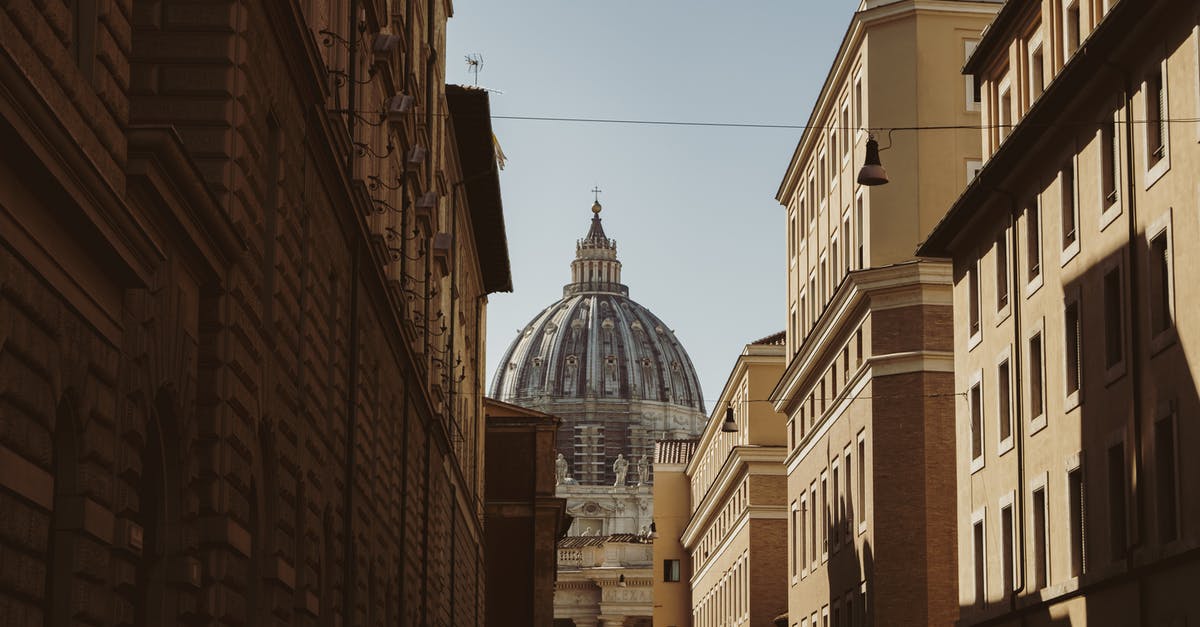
[1104, 360, 1127, 387]
[1029, 414, 1048, 436]
[1144, 153, 1170, 190]
[858, 521, 867, 536]
[1026, 274, 1044, 298]
[967, 330, 983, 353]
[997, 437, 1015, 457]
[994, 304, 1011, 328]
[970, 457, 985, 475]
[1064, 389, 1081, 413]
[1100, 202, 1122, 232]
[1060, 240, 1080, 268]
[1150, 327, 1177, 357]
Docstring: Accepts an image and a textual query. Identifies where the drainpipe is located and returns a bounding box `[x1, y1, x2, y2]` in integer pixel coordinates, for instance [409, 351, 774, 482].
[1004, 192, 1028, 611]
[1121, 70, 1150, 627]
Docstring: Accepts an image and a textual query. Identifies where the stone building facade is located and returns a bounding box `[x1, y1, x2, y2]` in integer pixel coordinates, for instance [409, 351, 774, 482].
[483, 398, 567, 627]
[773, 1, 1000, 624]
[920, 0, 1200, 623]
[491, 202, 708, 626]
[677, 333, 789, 627]
[0, 1, 507, 626]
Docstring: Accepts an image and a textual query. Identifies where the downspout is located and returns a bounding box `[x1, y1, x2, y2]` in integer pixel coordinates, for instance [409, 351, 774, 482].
[1005, 192, 1028, 611]
[1121, 70, 1148, 627]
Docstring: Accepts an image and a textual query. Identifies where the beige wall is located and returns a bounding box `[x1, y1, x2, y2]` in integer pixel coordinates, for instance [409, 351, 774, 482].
[929, 1, 1200, 624]
[676, 343, 789, 627]
[653, 461, 693, 627]
[777, 0, 998, 359]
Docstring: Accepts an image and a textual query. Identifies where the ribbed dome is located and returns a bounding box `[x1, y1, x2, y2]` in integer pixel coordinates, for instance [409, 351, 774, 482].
[490, 203, 705, 414]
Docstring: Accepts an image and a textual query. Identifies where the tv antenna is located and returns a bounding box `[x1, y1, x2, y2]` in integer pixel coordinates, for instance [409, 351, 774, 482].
[465, 54, 483, 86]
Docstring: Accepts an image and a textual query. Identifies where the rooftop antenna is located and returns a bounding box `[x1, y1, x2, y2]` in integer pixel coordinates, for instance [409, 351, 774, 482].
[465, 53, 483, 86]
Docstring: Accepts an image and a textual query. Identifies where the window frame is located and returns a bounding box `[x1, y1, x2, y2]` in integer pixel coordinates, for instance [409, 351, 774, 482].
[969, 370, 985, 473]
[995, 227, 1011, 323]
[1154, 406, 1180, 544]
[1030, 473, 1051, 591]
[1146, 209, 1176, 353]
[1063, 288, 1083, 411]
[1102, 257, 1127, 384]
[971, 506, 988, 607]
[1025, 198, 1044, 296]
[1065, 452, 1086, 579]
[996, 345, 1015, 456]
[1060, 156, 1081, 265]
[1098, 106, 1123, 231]
[1142, 56, 1171, 186]
[1027, 319, 1048, 434]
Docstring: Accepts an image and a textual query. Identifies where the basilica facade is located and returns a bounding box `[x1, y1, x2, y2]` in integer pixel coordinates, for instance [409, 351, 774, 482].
[491, 201, 708, 626]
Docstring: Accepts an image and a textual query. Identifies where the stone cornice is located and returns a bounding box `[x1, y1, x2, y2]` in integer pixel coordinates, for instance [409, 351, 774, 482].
[771, 260, 952, 417]
[680, 446, 787, 548]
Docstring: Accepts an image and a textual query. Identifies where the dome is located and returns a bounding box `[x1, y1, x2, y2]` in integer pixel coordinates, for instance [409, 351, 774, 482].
[490, 203, 705, 414]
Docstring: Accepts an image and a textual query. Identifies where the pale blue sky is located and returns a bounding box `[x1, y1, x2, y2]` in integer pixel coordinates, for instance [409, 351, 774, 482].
[446, 1, 854, 409]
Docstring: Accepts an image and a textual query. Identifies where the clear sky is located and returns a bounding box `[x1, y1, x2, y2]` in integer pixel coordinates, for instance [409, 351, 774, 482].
[446, 1, 855, 411]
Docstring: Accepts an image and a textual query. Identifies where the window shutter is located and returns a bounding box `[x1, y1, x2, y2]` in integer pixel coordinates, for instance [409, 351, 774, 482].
[1157, 72, 1167, 147]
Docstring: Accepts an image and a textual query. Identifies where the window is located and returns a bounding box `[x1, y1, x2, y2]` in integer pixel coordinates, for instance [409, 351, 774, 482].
[1032, 485, 1048, 590]
[832, 462, 841, 550]
[664, 559, 681, 582]
[1030, 41, 1045, 101]
[1155, 415, 1178, 542]
[1101, 115, 1119, 207]
[820, 380, 827, 414]
[968, 159, 984, 182]
[1064, 1, 1081, 59]
[1001, 502, 1015, 593]
[791, 502, 800, 578]
[999, 85, 1013, 143]
[969, 378, 984, 469]
[821, 471, 829, 558]
[1107, 443, 1127, 560]
[1146, 63, 1167, 166]
[1149, 230, 1173, 336]
[972, 514, 986, 607]
[965, 40, 982, 110]
[1104, 266, 1124, 370]
[1064, 299, 1081, 401]
[854, 76, 863, 130]
[997, 358, 1013, 449]
[968, 262, 981, 339]
[855, 193, 865, 268]
[789, 212, 797, 260]
[1030, 331, 1045, 424]
[844, 445, 854, 541]
[841, 103, 851, 158]
[1061, 161, 1078, 252]
[1068, 465, 1086, 577]
[1027, 201, 1042, 284]
[810, 482, 819, 568]
[857, 433, 866, 527]
[843, 215, 852, 273]
[800, 197, 808, 242]
[996, 233, 1009, 312]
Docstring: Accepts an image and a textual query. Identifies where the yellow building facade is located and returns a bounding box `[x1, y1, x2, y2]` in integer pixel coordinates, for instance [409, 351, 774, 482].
[671, 334, 789, 627]
[775, 1, 1000, 624]
[653, 439, 699, 627]
[920, 0, 1200, 624]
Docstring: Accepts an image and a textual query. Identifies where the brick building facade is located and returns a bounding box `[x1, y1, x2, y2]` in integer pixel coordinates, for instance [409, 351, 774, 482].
[0, 1, 508, 626]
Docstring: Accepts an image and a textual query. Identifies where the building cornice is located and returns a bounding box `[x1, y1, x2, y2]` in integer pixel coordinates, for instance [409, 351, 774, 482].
[687, 345, 785, 473]
[776, 0, 1002, 203]
[920, 0, 1151, 256]
[679, 446, 787, 548]
[771, 260, 953, 416]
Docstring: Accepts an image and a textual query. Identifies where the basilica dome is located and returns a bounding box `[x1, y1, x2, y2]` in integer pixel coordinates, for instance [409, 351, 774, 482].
[490, 202, 705, 414]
